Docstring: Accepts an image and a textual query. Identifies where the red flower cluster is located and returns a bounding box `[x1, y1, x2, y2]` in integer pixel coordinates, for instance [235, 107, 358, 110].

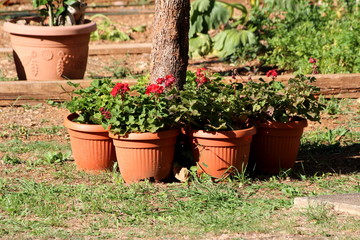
[156, 74, 176, 87]
[266, 69, 278, 79]
[309, 57, 317, 64]
[145, 84, 164, 95]
[99, 107, 111, 119]
[111, 82, 130, 97]
[195, 68, 210, 87]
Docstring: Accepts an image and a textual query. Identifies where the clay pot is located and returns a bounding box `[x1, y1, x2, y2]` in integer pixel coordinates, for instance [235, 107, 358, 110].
[109, 129, 179, 183]
[64, 113, 116, 173]
[3, 19, 96, 81]
[191, 126, 256, 179]
[249, 119, 308, 174]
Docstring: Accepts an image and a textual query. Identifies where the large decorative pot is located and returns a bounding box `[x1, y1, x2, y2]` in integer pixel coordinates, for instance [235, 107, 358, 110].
[3, 19, 96, 81]
[191, 126, 256, 179]
[249, 118, 308, 174]
[64, 113, 116, 172]
[109, 129, 179, 183]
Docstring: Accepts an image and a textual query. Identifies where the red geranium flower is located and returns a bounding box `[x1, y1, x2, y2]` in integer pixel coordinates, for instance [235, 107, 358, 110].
[156, 77, 165, 85]
[266, 69, 278, 78]
[164, 74, 176, 87]
[195, 68, 210, 87]
[111, 82, 130, 97]
[155, 74, 176, 87]
[145, 84, 164, 95]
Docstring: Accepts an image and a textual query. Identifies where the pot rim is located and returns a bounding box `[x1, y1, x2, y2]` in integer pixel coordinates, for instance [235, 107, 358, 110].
[64, 113, 107, 133]
[191, 126, 256, 139]
[3, 19, 97, 36]
[255, 118, 308, 129]
[109, 129, 180, 140]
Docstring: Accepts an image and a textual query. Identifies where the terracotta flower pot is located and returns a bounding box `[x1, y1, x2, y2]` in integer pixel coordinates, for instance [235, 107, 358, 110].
[191, 126, 257, 179]
[3, 19, 96, 81]
[109, 129, 179, 183]
[64, 113, 116, 173]
[249, 119, 308, 174]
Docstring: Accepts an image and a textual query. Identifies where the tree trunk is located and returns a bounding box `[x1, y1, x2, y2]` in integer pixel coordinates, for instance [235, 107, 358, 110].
[150, 0, 190, 89]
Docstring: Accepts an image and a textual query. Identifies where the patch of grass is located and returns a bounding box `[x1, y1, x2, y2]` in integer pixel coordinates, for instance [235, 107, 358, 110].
[0, 139, 70, 158]
[302, 204, 335, 225]
[301, 127, 360, 148]
[0, 99, 359, 239]
[1, 124, 66, 139]
[0, 176, 359, 239]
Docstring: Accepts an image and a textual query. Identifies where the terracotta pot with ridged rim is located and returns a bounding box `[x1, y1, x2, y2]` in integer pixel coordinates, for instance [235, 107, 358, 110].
[191, 126, 256, 179]
[3, 19, 96, 81]
[64, 113, 116, 173]
[249, 118, 308, 174]
[109, 129, 179, 183]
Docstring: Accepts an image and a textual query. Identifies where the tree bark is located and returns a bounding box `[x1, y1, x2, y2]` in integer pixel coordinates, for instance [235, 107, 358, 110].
[150, 0, 190, 89]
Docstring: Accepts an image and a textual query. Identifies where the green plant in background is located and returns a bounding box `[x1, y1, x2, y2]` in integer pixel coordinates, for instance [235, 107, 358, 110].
[90, 14, 132, 41]
[189, 0, 258, 60]
[189, 0, 360, 73]
[262, 0, 360, 73]
[188, 0, 303, 62]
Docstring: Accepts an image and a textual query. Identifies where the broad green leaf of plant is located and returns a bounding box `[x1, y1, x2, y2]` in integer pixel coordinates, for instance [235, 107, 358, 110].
[189, 33, 212, 58]
[213, 29, 256, 58]
[192, 0, 214, 13]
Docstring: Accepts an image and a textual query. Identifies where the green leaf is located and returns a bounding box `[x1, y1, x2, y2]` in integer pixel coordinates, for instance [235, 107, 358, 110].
[192, 0, 213, 13]
[208, 2, 231, 29]
[131, 25, 146, 33]
[189, 33, 213, 58]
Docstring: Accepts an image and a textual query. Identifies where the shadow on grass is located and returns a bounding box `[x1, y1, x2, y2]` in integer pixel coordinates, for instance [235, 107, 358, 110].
[294, 142, 360, 176]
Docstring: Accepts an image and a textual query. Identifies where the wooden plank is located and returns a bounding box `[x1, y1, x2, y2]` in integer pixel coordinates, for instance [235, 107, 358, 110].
[0, 79, 138, 105]
[0, 74, 359, 106]
[246, 74, 360, 98]
[88, 43, 151, 55]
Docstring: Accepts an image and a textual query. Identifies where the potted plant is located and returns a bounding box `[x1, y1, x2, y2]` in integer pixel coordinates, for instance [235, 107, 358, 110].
[243, 71, 325, 174]
[64, 78, 117, 173]
[3, 0, 96, 81]
[100, 75, 180, 183]
[177, 69, 256, 179]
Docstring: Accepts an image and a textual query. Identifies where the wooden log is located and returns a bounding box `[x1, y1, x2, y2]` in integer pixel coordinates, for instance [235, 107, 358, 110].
[89, 43, 151, 55]
[244, 74, 360, 99]
[0, 74, 359, 106]
[0, 79, 138, 106]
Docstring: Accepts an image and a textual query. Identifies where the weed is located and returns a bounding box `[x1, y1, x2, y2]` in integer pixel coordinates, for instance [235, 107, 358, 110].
[1, 154, 22, 165]
[303, 204, 335, 225]
[319, 96, 343, 116]
[21, 103, 43, 110]
[90, 14, 131, 42]
[42, 151, 71, 164]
